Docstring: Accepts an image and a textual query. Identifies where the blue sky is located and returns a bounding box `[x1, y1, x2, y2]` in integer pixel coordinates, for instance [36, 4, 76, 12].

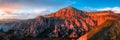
[0, 0, 120, 19]
[71, 0, 120, 12]
[72, 0, 120, 8]
[0, 0, 120, 12]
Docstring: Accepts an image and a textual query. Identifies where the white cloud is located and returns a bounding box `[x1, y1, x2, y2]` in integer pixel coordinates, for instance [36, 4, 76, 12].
[85, 7, 120, 13]
[0, 10, 5, 14]
[0, 10, 17, 20]
[14, 9, 50, 19]
[0, 9, 50, 20]
[96, 7, 120, 13]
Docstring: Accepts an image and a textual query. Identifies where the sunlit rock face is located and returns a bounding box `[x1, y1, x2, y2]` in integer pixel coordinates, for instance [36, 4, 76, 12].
[1, 6, 119, 39]
[87, 10, 120, 25]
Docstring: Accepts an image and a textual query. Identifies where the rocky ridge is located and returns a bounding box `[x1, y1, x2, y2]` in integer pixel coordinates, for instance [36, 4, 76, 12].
[0, 6, 119, 39]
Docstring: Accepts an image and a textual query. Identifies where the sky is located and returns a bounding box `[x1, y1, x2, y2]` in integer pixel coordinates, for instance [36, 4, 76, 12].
[0, 0, 120, 20]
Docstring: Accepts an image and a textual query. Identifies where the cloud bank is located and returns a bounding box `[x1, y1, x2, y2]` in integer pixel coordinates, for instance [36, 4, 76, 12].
[85, 7, 120, 13]
[0, 0, 76, 20]
[0, 9, 50, 20]
[96, 7, 120, 13]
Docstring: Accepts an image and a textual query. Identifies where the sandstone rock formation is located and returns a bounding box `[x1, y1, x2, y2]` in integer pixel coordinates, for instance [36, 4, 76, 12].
[78, 20, 120, 40]
[0, 6, 120, 40]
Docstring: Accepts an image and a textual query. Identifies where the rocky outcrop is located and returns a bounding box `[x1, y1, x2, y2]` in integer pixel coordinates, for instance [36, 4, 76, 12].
[0, 6, 120, 39]
[87, 10, 114, 16]
[7, 7, 96, 38]
[88, 20, 120, 40]
[77, 20, 120, 40]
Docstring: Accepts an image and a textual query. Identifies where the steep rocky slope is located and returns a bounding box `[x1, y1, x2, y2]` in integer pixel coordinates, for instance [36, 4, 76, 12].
[88, 20, 120, 40]
[78, 20, 120, 40]
[0, 6, 120, 40]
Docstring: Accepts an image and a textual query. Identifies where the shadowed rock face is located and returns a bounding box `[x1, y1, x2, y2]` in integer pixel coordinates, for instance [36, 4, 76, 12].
[77, 20, 120, 40]
[0, 6, 119, 39]
[88, 20, 120, 40]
